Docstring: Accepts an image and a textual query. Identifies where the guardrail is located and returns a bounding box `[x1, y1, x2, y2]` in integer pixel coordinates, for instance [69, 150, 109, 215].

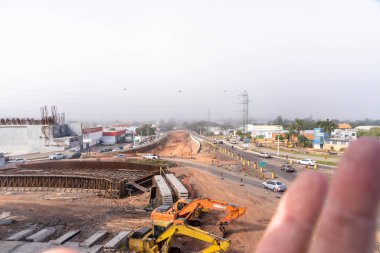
[190, 135, 201, 153]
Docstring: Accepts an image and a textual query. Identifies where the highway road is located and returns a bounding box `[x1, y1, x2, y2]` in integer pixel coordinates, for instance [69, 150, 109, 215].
[218, 143, 298, 182]
[189, 131, 297, 182]
[166, 158, 265, 189]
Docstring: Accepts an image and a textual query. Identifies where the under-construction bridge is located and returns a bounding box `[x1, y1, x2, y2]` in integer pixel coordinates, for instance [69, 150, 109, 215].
[0, 161, 161, 198]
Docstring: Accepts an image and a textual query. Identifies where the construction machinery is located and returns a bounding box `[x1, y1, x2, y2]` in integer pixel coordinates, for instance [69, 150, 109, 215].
[151, 198, 246, 234]
[129, 220, 231, 253]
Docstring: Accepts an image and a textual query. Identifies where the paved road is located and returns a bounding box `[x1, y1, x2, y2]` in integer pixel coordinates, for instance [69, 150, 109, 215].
[166, 158, 264, 189]
[218, 143, 298, 182]
[243, 142, 340, 164]
[189, 131, 300, 182]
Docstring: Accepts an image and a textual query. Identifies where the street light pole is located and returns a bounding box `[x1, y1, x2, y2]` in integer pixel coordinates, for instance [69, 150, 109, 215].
[277, 131, 280, 157]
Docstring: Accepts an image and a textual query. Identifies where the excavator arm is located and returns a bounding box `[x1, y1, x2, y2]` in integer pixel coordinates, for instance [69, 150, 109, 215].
[156, 224, 231, 253]
[176, 198, 246, 227]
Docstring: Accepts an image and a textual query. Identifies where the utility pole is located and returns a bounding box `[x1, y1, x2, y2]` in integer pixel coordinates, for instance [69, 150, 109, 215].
[277, 132, 280, 156]
[208, 109, 211, 136]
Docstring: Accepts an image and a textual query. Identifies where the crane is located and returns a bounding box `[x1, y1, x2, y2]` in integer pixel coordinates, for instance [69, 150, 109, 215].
[151, 198, 246, 235]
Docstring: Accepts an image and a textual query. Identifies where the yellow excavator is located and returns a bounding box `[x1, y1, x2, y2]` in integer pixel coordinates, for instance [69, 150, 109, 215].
[151, 198, 246, 235]
[129, 220, 231, 253]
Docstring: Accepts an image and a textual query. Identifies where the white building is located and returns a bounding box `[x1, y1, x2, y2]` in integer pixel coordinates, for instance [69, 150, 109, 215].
[82, 127, 103, 149]
[209, 126, 222, 135]
[0, 123, 82, 156]
[246, 125, 286, 139]
[102, 129, 126, 145]
[331, 129, 357, 140]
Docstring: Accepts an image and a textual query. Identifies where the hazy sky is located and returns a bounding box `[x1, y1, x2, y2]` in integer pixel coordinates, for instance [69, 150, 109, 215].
[1, 0, 380, 122]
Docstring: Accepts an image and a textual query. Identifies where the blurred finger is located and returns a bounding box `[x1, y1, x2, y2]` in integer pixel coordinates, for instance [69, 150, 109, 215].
[256, 171, 327, 253]
[310, 138, 380, 253]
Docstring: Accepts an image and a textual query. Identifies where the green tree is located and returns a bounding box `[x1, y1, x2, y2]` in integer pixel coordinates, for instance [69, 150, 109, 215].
[274, 135, 284, 141]
[357, 128, 380, 138]
[316, 119, 338, 134]
[236, 130, 244, 138]
[297, 135, 312, 148]
[136, 124, 156, 136]
[272, 116, 284, 126]
[291, 118, 305, 135]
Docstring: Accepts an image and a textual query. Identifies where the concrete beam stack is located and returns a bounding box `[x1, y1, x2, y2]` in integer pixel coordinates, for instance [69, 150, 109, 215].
[6, 229, 35, 241]
[165, 173, 189, 200]
[50, 230, 80, 245]
[103, 231, 133, 252]
[25, 227, 56, 242]
[153, 175, 173, 205]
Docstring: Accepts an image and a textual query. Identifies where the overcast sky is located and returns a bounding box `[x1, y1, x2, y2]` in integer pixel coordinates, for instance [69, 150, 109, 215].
[1, 0, 379, 122]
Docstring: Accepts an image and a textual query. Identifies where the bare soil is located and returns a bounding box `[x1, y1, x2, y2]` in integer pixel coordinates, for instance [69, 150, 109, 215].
[170, 166, 278, 252]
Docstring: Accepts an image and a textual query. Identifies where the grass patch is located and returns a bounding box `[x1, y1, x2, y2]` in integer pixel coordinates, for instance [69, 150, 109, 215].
[262, 146, 339, 159]
[315, 160, 337, 166]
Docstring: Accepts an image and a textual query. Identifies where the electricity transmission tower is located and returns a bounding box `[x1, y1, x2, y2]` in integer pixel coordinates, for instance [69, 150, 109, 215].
[239, 90, 249, 133]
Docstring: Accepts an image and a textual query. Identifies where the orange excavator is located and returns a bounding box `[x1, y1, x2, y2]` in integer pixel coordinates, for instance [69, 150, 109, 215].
[151, 198, 246, 235]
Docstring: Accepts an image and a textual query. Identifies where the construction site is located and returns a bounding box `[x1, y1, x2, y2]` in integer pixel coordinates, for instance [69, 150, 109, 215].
[0, 131, 283, 252]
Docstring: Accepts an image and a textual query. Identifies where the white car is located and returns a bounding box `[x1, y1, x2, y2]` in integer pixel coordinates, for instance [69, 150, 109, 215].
[258, 152, 272, 158]
[49, 153, 66, 160]
[142, 154, 159, 159]
[298, 159, 316, 166]
[262, 180, 287, 192]
[8, 158, 28, 164]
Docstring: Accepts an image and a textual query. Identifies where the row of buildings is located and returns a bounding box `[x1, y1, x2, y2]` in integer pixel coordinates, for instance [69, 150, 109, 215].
[0, 123, 141, 156]
[210, 123, 378, 151]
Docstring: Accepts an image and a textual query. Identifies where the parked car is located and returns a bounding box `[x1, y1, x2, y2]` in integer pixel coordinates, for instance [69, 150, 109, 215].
[7, 158, 28, 164]
[256, 143, 263, 147]
[142, 154, 159, 159]
[258, 152, 272, 158]
[298, 159, 316, 166]
[114, 154, 126, 159]
[49, 153, 66, 160]
[99, 148, 112, 153]
[68, 152, 82, 159]
[112, 146, 124, 152]
[281, 164, 295, 172]
[262, 180, 286, 192]
[218, 140, 224, 144]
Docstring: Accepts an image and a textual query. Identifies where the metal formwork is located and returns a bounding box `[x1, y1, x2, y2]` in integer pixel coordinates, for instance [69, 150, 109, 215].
[0, 161, 160, 198]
